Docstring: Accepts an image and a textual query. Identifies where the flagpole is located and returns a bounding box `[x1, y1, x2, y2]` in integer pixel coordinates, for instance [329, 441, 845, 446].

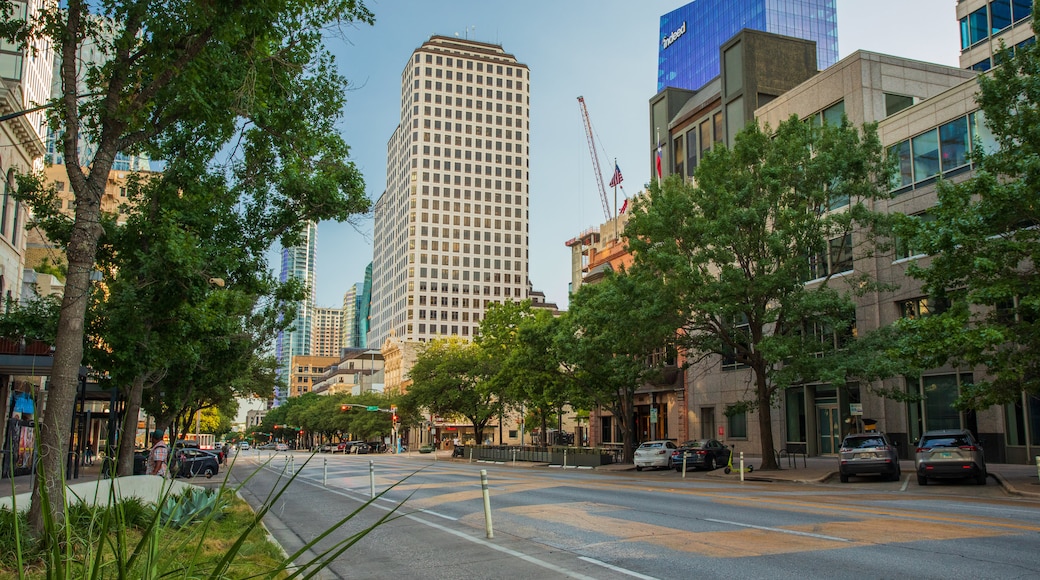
[613, 157, 618, 241]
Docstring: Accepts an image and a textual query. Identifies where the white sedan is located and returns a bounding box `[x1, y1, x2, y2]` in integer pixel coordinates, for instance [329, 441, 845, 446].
[634, 440, 678, 471]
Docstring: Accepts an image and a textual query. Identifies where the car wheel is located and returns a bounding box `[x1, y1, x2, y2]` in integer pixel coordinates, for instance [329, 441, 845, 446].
[747, 465, 753, 473]
[724, 467, 731, 474]
[204, 466, 215, 479]
[839, 472, 849, 483]
[917, 475, 927, 486]
[975, 471, 987, 485]
[635, 466, 643, 472]
[706, 456, 715, 471]
[889, 470, 901, 482]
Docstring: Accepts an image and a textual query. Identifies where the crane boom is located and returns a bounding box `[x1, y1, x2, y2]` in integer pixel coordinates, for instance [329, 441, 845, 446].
[577, 96, 612, 221]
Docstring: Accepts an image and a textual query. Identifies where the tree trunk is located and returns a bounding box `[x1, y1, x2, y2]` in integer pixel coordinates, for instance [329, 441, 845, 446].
[27, 192, 105, 535]
[755, 364, 779, 470]
[117, 375, 146, 475]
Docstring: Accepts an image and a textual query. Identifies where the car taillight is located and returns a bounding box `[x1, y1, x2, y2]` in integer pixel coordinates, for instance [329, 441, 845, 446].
[916, 447, 928, 453]
[959, 445, 978, 451]
[696, 450, 708, 455]
[657, 450, 667, 455]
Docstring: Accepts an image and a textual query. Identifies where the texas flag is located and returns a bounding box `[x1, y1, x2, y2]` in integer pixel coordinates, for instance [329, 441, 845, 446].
[619, 198, 629, 214]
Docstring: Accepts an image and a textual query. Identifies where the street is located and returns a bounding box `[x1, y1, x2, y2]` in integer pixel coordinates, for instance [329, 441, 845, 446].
[230, 451, 1040, 579]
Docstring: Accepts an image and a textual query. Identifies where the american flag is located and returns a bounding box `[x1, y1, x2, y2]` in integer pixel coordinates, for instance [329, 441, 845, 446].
[608, 164, 623, 188]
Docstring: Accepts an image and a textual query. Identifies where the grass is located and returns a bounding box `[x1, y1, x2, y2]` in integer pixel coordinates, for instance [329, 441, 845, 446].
[0, 492, 289, 579]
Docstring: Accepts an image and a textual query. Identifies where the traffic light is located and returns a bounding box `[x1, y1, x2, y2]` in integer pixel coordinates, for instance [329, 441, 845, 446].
[391, 405, 398, 424]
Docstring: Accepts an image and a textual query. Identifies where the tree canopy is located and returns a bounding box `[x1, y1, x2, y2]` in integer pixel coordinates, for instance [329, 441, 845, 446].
[2, 0, 374, 534]
[624, 116, 893, 469]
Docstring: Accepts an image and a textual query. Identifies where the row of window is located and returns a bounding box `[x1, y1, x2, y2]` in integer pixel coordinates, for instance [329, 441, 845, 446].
[416, 279, 523, 294]
[968, 36, 1036, 71]
[418, 234, 522, 249]
[416, 323, 473, 337]
[418, 89, 525, 105]
[419, 186, 524, 204]
[420, 160, 522, 173]
[960, 0, 1032, 50]
[416, 52, 525, 79]
[422, 105, 524, 122]
[417, 264, 522, 277]
[420, 77, 523, 92]
[889, 111, 993, 193]
[419, 173, 524, 193]
[416, 129, 523, 145]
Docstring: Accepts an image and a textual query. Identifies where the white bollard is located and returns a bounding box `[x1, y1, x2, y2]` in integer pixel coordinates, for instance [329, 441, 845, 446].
[682, 454, 688, 479]
[740, 452, 745, 483]
[480, 469, 494, 539]
[512, 448, 517, 466]
[323, 457, 327, 487]
[564, 448, 568, 468]
[369, 459, 375, 498]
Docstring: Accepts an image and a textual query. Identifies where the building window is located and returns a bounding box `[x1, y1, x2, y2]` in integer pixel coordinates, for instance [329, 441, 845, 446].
[910, 373, 974, 433]
[672, 134, 684, 178]
[884, 93, 914, 117]
[960, 6, 989, 49]
[805, 234, 852, 281]
[898, 296, 949, 319]
[726, 406, 747, 439]
[721, 314, 749, 370]
[894, 211, 934, 260]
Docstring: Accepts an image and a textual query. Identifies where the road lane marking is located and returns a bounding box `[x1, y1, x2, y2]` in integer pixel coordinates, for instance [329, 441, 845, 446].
[703, 517, 850, 542]
[578, 556, 660, 579]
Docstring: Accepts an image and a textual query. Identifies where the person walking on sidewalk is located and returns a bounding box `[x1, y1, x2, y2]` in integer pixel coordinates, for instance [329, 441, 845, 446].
[147, 430, 169, 477]
[84, 441, 94, 466]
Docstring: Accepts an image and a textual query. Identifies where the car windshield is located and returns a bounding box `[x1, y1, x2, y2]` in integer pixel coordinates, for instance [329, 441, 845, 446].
[639, 442, 664, 449]
[682, 441, 704, 448]
[844, 437, 886, 449]
[920, 435, 971, 448]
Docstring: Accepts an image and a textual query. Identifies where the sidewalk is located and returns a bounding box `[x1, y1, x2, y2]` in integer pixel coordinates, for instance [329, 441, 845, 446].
[594, 455, 1040, 498]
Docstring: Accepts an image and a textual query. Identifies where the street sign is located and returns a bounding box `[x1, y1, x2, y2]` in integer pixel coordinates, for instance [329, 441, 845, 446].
[366, 406, 379, 411]
[650, 408, 658, 423]
[850, 403, 863, 416]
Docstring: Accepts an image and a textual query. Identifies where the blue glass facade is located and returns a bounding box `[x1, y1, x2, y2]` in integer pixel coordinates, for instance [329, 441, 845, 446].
[658, 0, 838, 92]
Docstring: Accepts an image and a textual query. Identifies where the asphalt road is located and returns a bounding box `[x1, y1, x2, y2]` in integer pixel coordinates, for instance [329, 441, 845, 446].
[230, 452, 1040, 580]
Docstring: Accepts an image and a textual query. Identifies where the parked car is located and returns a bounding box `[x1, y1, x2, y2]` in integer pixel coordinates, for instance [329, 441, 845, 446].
[634, 440, 678, 471]
[337, 441, 363, 453]
[915, 428, 987, 485]
[419, 444, 435, 454]
[316, 443, 334, 453]
[238, 442, 250, 451]
[275, 443, 289, 451]
[670, 439, 731, 472]
[838, 432, 901, 482]
[352, 442, 370, 454]
[256, 442, 277, 450]
[171, 448, 220, 478]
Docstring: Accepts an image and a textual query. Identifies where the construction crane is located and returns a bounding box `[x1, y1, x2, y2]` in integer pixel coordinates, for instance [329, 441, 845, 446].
[577, 96, 612, 222]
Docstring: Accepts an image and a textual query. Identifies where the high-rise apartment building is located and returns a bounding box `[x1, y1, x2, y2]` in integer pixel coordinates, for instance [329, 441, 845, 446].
[274, 221, 317, 406]
[311, 306, 342, 357]
[369, 36, 530, 346]
[658, 0, 838, 92]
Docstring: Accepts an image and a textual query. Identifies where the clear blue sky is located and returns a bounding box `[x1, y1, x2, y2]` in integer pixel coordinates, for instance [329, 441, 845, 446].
[304, 0, 961, 310]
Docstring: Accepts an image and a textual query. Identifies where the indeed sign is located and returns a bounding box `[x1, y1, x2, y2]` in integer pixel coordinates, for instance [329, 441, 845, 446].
[661, 21, 687, 50]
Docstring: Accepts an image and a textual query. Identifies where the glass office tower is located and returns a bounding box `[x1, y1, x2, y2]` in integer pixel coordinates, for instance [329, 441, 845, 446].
[658, 0, 838, 92]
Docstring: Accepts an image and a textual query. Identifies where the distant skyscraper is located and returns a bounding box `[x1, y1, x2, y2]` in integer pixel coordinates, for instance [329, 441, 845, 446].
[658, 0, 838, 92]
[369, 36, 530, 346]
[274, 221, 317, 406]
[341, 284, 359, 349]
[311, 307, 342, 357]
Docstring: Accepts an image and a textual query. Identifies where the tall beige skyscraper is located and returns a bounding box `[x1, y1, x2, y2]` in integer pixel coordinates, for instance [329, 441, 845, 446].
[369, 36, 530, 345]
[311, 306, 343, 358]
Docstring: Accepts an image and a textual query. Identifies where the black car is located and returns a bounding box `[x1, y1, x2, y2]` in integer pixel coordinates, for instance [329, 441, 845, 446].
[670, 439, 731, 471]
[171, 448, 220, 478]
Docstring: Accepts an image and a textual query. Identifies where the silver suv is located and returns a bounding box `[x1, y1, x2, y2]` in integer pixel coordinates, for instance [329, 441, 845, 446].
[838, 432, 901, 482]
[915, 429, 987, 486]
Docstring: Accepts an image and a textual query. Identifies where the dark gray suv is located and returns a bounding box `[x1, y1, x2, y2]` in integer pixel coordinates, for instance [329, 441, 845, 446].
[838, 432, 901, 482]
[915, 428, 987, 486]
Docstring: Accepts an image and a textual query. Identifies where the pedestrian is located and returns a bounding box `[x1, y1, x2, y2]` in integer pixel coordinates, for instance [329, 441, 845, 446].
[147, 430, 169, 477]
[84, 441, 94, 466]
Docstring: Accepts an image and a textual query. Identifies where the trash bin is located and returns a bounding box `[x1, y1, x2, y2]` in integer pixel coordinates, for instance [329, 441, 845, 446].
[133, 451, 148, 475]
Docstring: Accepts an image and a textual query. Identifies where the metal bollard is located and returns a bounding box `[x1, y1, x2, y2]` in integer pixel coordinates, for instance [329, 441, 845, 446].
[740, 452, 745, 483]
[682, 455, 688, 478]
[480, 469, 494, 539]
[512, 448, 517, 466]
[469, 447, 474, 463]
[369, 459, 375, 498]
[323, 457, 327, 487]
[564, 448, 568, 468]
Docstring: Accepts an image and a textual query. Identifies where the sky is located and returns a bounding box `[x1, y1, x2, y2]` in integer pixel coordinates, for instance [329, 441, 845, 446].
[302, 0, 962, 311]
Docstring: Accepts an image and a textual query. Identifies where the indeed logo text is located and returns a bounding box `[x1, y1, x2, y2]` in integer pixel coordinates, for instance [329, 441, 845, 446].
[662, 21, 687, 50]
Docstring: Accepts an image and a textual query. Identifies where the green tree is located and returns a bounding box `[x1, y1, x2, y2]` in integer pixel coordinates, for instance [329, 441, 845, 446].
[554, 268, 681, 463]
[405, 337, 498, 444]
[624, 116, 893, 470]
[894, 18, 1040, 409]
[2, 0, 374, 534]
